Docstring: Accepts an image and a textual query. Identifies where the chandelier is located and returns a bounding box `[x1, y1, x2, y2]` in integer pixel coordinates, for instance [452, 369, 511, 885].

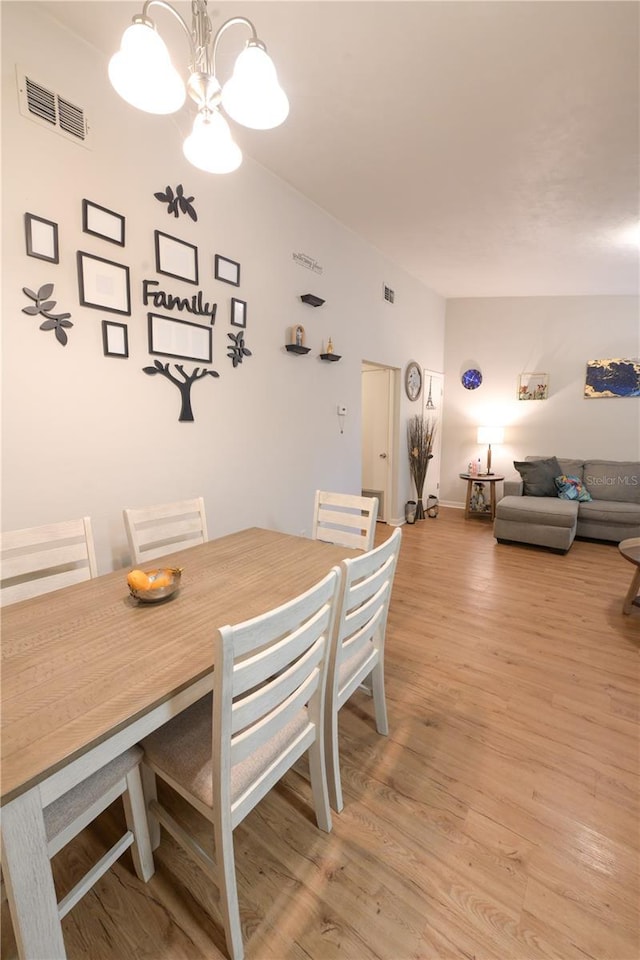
[108, 0, 289, 174]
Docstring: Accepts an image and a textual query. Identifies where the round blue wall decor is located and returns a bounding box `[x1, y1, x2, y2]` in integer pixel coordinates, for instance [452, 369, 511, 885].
[461, 368, 482, 390]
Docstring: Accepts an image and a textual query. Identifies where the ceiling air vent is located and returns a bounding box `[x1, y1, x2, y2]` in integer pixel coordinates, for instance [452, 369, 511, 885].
[383, 284, 395, 304]
[16, 66, 92, 149]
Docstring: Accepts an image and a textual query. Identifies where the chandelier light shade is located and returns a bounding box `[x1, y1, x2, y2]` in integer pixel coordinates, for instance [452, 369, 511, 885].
[108, 0, 289, 173]
[221, 42, 289, 129]
[183, 111, 242, 174]
[108, 20, 186, 114]
[477, 426, 504, 475]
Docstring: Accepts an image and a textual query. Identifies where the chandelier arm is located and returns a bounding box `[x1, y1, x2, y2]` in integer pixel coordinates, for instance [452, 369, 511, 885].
[211, 16, 260, 77]
[139, 0, 197, 58]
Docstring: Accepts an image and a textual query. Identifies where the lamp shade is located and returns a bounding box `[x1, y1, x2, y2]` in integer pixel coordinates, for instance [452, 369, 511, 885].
[108, 21, 186, 114]
[221, 42, 289, 129]
[183, 110, 242, 174]
[477, 426, 504, 445]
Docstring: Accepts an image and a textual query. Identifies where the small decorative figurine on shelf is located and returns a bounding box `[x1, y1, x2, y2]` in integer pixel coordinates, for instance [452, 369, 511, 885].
[293, 324, 304, 346]
[327, 337, 334, 354]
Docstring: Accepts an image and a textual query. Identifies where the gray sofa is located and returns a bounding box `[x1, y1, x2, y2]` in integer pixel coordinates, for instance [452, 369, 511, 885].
[494, 457, 640, 552]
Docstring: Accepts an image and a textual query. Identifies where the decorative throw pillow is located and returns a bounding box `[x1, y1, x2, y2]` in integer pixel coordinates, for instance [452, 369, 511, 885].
[513, 457, 562, 497]
[555, 474, 592, 502]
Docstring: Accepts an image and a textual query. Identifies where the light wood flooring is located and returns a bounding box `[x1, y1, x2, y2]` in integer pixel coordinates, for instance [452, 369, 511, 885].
[3, 508, 639, 959]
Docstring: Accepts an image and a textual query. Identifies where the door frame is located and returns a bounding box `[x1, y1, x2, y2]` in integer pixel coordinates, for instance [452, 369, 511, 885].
[361, 360, 401, 525]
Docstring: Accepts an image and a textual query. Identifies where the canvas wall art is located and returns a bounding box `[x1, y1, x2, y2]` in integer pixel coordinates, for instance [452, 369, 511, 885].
[584, 358, 640, 398]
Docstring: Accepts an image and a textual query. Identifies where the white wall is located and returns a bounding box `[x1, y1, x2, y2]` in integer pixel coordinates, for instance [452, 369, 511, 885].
[1, 3, 445, 572]
[440, 296, 640, 505]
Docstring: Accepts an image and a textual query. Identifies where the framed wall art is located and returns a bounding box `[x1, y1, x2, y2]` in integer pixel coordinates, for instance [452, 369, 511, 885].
[25, 213, 59, 263]
[148, 312, 213, 363]
[584, 358, 640, 398]
[518, 372, 549, 400]
[82, 200, 125, 246]
[230, 297, 246, 328]
[102, 320, 129, 358]
[77, 251, 131, 315]
[214, 253, 240, 286]
[154, 230, 199, 285]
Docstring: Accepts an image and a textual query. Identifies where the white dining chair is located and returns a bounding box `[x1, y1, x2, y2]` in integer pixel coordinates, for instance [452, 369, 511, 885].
[140, 566, 341, 960]
[0, 516, 98, 606]
[123, 496, 208, 564]
[1, 746, 155, 955]
[325, 526, 402, 812]
[312, 490, 379, 551]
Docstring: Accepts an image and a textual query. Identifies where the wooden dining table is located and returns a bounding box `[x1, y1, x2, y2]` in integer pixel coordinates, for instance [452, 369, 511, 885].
[1, 527, 358, 959]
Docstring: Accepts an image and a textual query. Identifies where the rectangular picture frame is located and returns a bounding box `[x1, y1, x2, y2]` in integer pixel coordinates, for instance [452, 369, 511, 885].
[77, 251, 131, 315]
[102, 320, 129, 358]
[584, 358, 640, 398]
[25, 213, 59, 263]
[518, 372, 549, 400]
[82, 199, 125, 246]
[230, 297, 247, 328]
[148, 312, 213, 363]
[155, 230, 198, 285]
[215, 253, 240, 287]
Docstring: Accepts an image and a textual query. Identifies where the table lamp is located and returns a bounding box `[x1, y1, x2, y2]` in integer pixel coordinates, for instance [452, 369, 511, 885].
[477, 426, 504, 475]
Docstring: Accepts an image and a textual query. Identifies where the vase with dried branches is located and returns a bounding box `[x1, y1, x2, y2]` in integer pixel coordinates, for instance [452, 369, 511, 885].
[407, 414, 436, 520]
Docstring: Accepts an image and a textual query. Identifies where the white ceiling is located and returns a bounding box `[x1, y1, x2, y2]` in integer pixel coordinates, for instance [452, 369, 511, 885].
[39, 0, 640, 299]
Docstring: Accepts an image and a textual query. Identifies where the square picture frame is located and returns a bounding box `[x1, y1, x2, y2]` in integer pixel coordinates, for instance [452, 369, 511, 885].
[25, 213, 59, 263]
[155, 230, 199, 285]
[518, 372, 549, 400]
[82, 199, 125, 246]
[102, 320, 129, 358]
[148, 312, 213, 363]
[230, 297, 247, 328]
[77, 251, 131, 315]
[215, 253, 240, 286]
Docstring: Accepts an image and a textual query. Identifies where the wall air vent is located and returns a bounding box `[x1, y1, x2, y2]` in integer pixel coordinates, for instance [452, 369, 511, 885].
[383, 284, 395, 304]
[17, 67, 92, 149]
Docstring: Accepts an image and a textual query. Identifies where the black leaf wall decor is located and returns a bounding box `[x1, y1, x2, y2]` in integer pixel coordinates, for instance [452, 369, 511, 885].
[142, 358, 218, 421]
[22, 283, 73, 346]
[154, 184, 198, 222]
[227, 331, 252, 368]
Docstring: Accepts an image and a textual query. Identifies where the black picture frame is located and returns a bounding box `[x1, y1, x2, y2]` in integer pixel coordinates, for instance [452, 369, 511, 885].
[215, 254, 240, 286]
[77, 251, 131, 315]
[230, 297, 247, 328]
[82, 199, 125, 246]
[102, 320, 129, 358]
[148, 312, 213, 363]
[25, 213, 59, 263]
[155, 230, 199, 285]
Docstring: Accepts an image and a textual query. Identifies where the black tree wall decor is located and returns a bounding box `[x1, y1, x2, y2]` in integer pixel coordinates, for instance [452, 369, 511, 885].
[143, 359, 218, 421]
[154, 184, 197, 222]
[227, 331, 252, 367]
[22, 283, 73, 346]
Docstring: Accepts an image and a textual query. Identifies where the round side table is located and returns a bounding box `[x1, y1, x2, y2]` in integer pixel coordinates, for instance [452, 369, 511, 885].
[459, 474, 504, 521]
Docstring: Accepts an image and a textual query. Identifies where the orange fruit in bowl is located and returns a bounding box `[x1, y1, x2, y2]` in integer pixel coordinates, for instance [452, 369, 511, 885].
[149, 572, 171, 589]
[127, 569, 151, 591]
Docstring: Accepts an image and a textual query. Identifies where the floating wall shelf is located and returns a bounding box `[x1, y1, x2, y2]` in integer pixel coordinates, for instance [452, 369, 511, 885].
[320, 353, 341, 362]
[300, 294, 325, 307]
[285, 344, 311, 355]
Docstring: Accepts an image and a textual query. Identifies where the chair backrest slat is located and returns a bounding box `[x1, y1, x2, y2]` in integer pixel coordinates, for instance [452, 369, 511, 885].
[312, 491, 378, 551]
[123, 497, 207, 565]
[1, 517, 97, 606]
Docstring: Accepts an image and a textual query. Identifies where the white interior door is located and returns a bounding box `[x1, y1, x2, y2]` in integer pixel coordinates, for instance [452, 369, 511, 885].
[361, 366, 392, 521]
[422, 370, 444, 502]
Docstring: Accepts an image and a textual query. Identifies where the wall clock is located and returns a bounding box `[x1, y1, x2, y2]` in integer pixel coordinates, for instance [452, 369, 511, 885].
[461, 368, 482, 390]
[405, 361, 423, 401]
